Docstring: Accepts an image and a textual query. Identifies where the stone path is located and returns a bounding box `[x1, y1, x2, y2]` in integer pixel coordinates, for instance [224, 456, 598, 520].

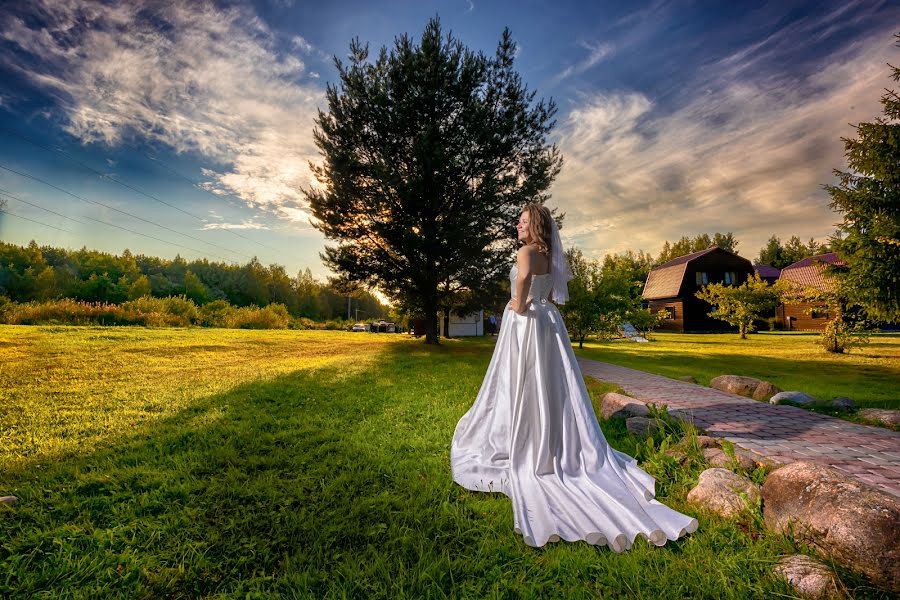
[577, 358, 900, 499]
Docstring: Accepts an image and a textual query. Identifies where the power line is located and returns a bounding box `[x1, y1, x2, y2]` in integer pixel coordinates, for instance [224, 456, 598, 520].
[0, 208, 73, 233]
[0, 126, 283, 256]
[0, 187, 92, 227]
[0, 163, 244, 262]
[0, 186, 236, 262]
[144, 153, 287, 254]
[0, 126, 211, 221]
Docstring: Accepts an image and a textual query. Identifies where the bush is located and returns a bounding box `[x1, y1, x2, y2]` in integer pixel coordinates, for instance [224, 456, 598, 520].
[199, 299, 236, 328]
[0, 297, 326, 330]
[232, 303, 290, 329]
[4, 298, 121, 325]
[121, 295, 199, 327]
[819, 316, 871, 354]
[289, 316, 319, 330]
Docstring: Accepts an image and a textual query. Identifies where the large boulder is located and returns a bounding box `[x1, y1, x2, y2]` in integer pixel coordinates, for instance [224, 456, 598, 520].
[761, 461, 900, 592]
[687, 468, 760, 517]
[695, 435, 720, 448]
[710, 375, 763, 397]
[773, 555, 839, 599]
[830, 396, 858, 411]
[858, 408, 900, 426]
[703, 447, 756, 471]
[769, 391, 821, 406]
[752, 381, 782, 401]
[600, 392, 649, 420]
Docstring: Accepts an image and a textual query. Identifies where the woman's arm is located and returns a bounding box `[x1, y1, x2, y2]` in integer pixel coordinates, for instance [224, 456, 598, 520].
[510, 246, 533, 315]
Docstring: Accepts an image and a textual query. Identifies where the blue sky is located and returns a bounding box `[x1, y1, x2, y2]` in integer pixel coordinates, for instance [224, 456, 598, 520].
[0, 0, 897, 280]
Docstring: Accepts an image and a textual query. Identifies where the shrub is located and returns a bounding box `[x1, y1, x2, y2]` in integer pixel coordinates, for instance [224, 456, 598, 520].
[120, 295, 199, 327]
[232, 303, 290, 329]
[199, 299, 236, 328]
[4, 298, 120, 325]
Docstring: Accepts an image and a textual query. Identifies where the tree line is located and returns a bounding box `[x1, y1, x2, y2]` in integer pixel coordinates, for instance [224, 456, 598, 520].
[0, 241, 389, 321]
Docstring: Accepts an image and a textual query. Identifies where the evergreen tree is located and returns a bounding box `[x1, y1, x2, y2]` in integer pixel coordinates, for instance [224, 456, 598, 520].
[824, 32, 900, 323]
[656, 232, 738, 264]
[755, 234, 831, 269]
[306, 17, 562, 344]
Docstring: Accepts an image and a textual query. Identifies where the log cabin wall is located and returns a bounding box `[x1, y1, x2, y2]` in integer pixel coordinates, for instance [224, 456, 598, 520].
[648, 299, 685, 332]
[680, 252, 754, 331]
[777, 302, 831, 331]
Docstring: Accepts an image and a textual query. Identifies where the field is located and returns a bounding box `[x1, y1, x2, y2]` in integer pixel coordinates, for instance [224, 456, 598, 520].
[0, 326, 894, 598]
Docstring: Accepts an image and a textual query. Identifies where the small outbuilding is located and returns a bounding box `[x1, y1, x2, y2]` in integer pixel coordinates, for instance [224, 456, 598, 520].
[438, 309, 484, 337]
[642, 246, 755, 332]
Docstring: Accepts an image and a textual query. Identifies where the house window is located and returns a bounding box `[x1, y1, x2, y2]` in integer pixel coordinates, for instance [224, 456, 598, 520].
[695, 271, 708, 286]
[811, 308, 829, 319]
[663, 306, 676, 320]
[723, 271, 737, 285]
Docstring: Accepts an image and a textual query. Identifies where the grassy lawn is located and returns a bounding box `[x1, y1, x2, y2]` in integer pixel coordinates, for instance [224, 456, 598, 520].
[0, 326, 892, 598]
[574, 332, 900, 413]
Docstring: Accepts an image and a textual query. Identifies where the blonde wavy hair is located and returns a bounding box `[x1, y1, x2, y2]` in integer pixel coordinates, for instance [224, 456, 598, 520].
[521, 203, 553, 256]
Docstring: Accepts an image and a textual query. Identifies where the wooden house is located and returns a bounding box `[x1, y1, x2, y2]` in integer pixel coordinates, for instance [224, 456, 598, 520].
[642, 246, 755, 332]
[775, 252, 844, 331]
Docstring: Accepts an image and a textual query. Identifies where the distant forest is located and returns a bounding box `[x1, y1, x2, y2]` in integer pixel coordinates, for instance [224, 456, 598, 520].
[0, 240, 389, 321]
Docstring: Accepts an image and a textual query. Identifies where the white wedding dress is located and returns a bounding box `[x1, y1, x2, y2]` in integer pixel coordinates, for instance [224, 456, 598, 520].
[450, 264, 699, 551]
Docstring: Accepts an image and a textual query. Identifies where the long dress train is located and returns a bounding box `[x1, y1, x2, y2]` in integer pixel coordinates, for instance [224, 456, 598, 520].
[450, 264, 699, 551]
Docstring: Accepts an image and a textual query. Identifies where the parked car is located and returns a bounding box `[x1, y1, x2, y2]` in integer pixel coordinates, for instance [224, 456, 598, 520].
[368, 320, 397, 333]
[351, 323, 370, 332]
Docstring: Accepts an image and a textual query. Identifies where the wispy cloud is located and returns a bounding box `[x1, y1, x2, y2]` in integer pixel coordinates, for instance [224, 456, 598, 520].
[466, 1, 475, 13]
[0, 0, 325, 229]
[555, 40, 614, 82]
[552, 21, 897, 261]
[201, 219, 269, 231]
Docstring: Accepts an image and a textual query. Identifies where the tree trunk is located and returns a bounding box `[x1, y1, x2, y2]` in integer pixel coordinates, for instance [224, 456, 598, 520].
[443, 311, 451, 339]
[424, 295, 440, 345]
[739, 323, 747, 339]
[579, 335, 585, 349]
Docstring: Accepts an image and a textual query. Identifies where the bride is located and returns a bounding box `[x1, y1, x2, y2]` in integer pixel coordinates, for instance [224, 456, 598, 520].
[450, 203, 699, 551]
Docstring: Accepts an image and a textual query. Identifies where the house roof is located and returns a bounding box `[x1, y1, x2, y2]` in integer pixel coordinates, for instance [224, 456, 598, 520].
[754, 264, 781, 279]
[642, 246, 742, 300]
[642, 262, 688, 300]
[778, 252, 845, 291]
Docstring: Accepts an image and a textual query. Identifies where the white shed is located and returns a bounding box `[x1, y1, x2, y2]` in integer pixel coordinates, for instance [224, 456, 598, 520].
[439, 309, 484, 337]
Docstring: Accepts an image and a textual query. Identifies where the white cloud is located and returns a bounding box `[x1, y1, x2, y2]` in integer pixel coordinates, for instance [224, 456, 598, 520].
[555, 41, 615, 82]
[552, 24, 898, 261]
[291, 35, 314, 54]
[201, 219, 269, 231]
[1, 0, 325, 230]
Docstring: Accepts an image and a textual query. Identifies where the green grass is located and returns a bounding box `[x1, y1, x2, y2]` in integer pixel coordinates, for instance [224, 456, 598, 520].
[575, 332, 900, 414]
[0, 326, 893, 598]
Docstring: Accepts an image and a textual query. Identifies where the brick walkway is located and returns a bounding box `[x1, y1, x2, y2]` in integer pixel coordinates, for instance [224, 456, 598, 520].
[577, 358, 900, 498]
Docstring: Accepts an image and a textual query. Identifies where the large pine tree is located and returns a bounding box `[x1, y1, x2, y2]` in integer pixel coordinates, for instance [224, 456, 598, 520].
[824, 32, 900, 323]
[305, 18, 563, 344]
